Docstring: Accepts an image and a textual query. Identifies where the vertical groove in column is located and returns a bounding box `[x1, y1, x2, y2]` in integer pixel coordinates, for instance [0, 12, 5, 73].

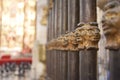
[56, 0, 65, 80]
[54, 0, 58, 38]
[67, 0, 72, 32]
[62, 0, 68, 34]
[59, 0, 63, 35]
[51, 1, 56, 80]
[59, 1, 63, 80]
[67, 0, 79, 80]
[49, 2, 54, 79]
[60, 0, 68, 80]
[53, 0, 58, 80]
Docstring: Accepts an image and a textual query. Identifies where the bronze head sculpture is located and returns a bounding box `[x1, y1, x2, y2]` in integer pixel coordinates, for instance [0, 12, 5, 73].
[102, 1, 120, 49]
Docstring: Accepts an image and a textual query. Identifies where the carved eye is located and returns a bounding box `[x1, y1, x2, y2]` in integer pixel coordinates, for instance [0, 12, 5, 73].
[89, 22, 98, 26]
[77, 22, 85, 27]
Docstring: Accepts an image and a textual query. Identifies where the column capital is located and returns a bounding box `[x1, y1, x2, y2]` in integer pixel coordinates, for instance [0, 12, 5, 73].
[76, 22, 100, 50]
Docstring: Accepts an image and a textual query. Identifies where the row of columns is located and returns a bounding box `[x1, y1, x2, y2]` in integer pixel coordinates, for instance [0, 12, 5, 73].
[47, 0, 120, 80]
[46, 0, 98, 80]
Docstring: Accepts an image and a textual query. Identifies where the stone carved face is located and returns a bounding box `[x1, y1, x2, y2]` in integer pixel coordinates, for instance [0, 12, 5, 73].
[83, 23, 100, 49]
[101, 1, 120, 49]
[77, 22, 100, 49]
[77, 22, 100, 41]
[85, 23, 100, 42]
[55, 32, 78, 51]
[102, 1, 120, 35]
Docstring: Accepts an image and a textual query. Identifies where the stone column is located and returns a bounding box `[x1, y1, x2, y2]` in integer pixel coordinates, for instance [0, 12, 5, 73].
[67, 0, 79, 80]
[79, 0, 100, 80]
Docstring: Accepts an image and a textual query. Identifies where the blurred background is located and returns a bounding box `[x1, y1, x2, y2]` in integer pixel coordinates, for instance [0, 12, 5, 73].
[0, 0, 47, 80]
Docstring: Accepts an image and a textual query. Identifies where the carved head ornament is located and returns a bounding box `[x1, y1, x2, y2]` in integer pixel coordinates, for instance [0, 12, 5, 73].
[102, 1, 120, 35]
[102, 1, 120, 49]
[76, 22, 100, 49]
